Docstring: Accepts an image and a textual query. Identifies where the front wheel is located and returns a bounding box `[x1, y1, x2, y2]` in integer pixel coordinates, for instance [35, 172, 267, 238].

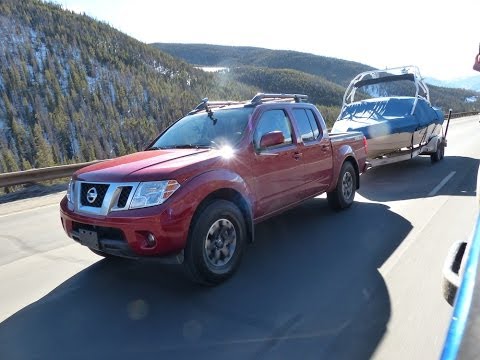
[184, 200, 246, 285]
[327, 161, 357, 210]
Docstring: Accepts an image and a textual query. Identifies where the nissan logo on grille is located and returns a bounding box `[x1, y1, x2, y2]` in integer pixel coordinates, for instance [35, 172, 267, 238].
[86, 187, 98, 204]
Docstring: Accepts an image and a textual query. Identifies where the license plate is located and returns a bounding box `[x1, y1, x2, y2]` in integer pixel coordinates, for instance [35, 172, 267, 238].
[78, 229, 100, 250]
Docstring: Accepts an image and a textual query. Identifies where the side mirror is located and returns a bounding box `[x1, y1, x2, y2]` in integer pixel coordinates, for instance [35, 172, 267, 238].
[260, 131, 284, 149]
[474, 42, 480, 72]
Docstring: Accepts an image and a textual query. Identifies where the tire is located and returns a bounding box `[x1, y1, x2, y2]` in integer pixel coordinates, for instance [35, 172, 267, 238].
[327, 161, 356, 210]
[184, 200, 246, 285]
[431, 140, 444, 163]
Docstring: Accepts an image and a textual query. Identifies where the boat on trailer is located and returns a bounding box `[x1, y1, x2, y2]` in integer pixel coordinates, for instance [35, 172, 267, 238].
[331, 66, 449, 166]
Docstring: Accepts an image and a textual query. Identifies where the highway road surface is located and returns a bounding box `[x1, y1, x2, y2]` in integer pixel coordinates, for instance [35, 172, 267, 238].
[0, 115, 479, 360]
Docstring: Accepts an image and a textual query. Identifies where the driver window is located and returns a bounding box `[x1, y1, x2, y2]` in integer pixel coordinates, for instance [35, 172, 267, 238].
[253, 109, 293, 149]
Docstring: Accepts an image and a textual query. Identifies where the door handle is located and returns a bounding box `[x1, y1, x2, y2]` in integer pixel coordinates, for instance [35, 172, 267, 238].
[293, 151, 303, 160]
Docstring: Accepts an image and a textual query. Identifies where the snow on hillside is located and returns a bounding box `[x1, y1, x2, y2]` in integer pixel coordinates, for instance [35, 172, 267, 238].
[425, 76, 480, 92]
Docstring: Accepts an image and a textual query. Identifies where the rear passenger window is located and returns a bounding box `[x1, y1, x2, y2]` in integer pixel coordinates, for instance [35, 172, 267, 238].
[253, 109, 293, 149]
[293, 109, 321, 142]
[306, 109, 321, 138]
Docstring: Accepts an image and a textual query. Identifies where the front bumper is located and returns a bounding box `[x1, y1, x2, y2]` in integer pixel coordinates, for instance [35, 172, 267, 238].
[59, 197, 190, 261]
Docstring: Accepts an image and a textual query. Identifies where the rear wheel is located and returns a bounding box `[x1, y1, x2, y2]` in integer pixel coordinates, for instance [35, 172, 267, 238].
[327, 161, 356, 210]
[184, 200, 246, 285]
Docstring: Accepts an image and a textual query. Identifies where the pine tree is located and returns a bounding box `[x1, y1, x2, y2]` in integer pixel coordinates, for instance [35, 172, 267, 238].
[2, 148, 19, 172]
[11, 117, 32, 163]
[0, 150, 8, 173]
[33, 123, 54, 168]
[21, 159, 32, 171]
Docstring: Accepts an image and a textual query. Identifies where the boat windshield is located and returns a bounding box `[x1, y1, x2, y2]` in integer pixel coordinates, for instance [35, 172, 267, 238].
[358, 79, 420, 100]
[343, 66, 430, 106]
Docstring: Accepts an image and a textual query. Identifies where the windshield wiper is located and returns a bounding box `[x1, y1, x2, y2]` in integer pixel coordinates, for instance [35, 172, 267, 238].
[146, 146, 168, 151]
[170, 144, 212, 149]
[148, 144, 215, 150]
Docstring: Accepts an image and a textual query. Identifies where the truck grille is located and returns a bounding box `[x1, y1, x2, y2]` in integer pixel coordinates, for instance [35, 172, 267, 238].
[80, 183, 109, 207]
[117, 186, 133, 208]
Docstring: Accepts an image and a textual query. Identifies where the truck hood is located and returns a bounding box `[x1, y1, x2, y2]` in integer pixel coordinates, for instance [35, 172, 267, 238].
[74, 148, 221, 183]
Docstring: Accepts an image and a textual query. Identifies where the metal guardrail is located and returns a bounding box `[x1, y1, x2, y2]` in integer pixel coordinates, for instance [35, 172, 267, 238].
[1, 112, 478, 188]
[447, 111, 479, 119]
[0, 161, 100, 188]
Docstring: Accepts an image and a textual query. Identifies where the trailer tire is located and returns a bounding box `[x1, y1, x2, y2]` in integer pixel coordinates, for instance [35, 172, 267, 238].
[431, 141, 444, 163]
[327, 161, 356, 210]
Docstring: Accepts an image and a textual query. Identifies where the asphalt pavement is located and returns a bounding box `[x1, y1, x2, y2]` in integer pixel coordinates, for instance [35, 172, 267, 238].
[0, 115, 478, 360]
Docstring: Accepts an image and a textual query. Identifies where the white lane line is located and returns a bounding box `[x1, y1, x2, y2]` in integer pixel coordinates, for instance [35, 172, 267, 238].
[428, 171, 456, 196]
[379, 196, 449, 276]
[0, 203, 59, 219]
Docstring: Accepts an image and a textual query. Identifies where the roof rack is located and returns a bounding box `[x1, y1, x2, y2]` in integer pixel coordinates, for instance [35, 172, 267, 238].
[188, 93, 309, 115]
[188, 98, 245, 115]
[251, 93, 308, 104]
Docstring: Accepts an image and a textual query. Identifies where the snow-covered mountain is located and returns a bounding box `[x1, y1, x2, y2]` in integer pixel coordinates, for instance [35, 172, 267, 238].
[425, 76, 480, 92]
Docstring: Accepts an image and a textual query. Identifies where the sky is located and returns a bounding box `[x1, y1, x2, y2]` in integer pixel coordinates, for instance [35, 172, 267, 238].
[55, 0, 479, 81]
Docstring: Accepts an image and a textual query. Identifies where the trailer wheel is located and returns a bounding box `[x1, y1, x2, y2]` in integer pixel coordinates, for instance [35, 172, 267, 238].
[184, 200, 246, 285]
[327, 161, 356, 210]
[431, 140, 445, 163]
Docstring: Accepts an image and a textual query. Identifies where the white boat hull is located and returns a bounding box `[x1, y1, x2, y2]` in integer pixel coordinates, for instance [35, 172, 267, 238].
[367, 123, 442, 159]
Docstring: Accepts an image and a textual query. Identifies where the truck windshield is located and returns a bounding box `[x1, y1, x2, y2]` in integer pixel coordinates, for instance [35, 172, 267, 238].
[150, 107, 253, 149]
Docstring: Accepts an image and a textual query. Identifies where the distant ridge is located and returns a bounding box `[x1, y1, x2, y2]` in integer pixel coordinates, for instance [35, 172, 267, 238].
[153, 43, 480, 116]
[425, 76, 480, 92]
[152, 43, 374, 87]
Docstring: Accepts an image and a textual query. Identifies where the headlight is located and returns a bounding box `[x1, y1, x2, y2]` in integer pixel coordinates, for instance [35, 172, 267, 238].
[130, 180, 180, 209]
[67, 179, 75, 203]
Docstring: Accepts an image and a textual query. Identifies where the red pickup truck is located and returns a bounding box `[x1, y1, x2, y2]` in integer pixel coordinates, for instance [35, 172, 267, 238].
[60, 93, 367, 285]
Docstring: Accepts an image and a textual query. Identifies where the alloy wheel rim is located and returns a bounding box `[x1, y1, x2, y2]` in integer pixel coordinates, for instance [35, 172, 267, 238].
[204, 218, 237, 267]
[342, 171, 353, 200]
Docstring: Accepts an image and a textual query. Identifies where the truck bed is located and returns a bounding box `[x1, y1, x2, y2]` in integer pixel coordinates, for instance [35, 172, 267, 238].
[328, 130, 365, 143]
